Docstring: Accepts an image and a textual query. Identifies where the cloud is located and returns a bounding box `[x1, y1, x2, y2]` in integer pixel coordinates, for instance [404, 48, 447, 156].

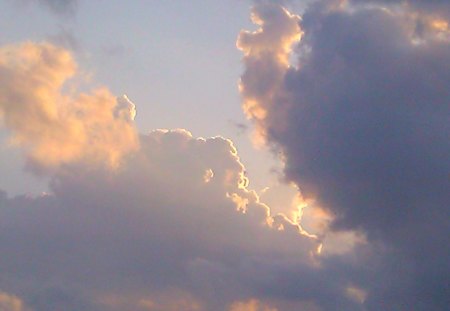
[47, 28, 80, 52]
[0, 291, 30, 311]
[2, 1, 448, 309]
[0, 36, 366, 305]
[0, 42, 139, 172]
[23, 0, 78, 15]
[0, 117, 372, 310]
[0, 6, 384, 309]
[237, 4, 302, 144]
[0, 127, 342, 310]
[94, 289, 204, 311]
[239, 2, 450, 310]
[229, 299, 277, 311]
[348, 0, 450, 26]
[351, 0, 450, 11]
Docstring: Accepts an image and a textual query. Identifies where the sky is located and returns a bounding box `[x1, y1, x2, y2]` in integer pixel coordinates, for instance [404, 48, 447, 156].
[0, 0, 448, 310]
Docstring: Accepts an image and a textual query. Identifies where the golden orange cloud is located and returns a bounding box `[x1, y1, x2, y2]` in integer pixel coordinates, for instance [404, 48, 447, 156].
[0, 42, 139, 172]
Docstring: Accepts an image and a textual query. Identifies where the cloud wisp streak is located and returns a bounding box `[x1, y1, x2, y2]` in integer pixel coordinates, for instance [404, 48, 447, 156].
[20, 0, 78, 15]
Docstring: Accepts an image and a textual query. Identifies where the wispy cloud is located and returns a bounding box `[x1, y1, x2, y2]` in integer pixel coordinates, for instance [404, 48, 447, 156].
[24, 0, 78, 15]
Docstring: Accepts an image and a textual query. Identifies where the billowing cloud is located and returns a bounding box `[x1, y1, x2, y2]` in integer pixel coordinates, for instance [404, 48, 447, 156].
[0, 126, 344, 310]
[0, 37, 368, 306]
[0, 42, 139, 172]
[237, 3, 302, 145]
[0, 41, 354, 308]
[1, 1, 448, 309]
[239, 1, 450, 310]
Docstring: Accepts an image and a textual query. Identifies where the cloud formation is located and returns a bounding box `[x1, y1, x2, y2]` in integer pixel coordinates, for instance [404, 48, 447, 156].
[237, 3, 302, 144]
[1, 1, 448, 310]
[0, 127, 335, 310]
[351, 0, 450, 14]
[0, 42, 139, 172]
[239, 1, 450, 310]
[0, 291, 30, 311]
[0, 42, 353, 309]
[0, 38, 372, 308]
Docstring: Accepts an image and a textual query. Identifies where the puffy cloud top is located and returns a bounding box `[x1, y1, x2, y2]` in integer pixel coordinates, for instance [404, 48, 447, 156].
[237, 4, 302, 144]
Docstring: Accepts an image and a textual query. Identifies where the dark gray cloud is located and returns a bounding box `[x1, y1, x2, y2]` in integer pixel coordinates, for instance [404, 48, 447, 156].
[239, 2, 450, 310]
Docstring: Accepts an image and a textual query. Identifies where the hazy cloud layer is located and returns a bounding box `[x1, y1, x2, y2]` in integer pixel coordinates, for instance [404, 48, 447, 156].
[22, 0, 78, 15]
[239, 1, 449, 310]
